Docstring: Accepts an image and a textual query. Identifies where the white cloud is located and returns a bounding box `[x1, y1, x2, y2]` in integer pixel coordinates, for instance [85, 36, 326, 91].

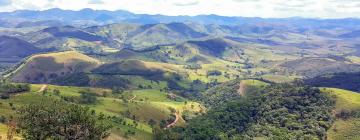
[0, 0, 360, 18]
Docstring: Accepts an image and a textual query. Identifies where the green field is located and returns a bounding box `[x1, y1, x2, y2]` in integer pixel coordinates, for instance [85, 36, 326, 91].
[0, 84, 202, 139]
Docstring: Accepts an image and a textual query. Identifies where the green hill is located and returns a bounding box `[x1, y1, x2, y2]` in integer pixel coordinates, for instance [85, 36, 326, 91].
[0, 83, 203, 139]
[11, 51, 100, 83]
[321, 88, 360, 140]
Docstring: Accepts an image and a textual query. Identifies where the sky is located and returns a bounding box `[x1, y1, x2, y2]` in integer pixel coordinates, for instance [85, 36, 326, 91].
[0, 0, 359, 18]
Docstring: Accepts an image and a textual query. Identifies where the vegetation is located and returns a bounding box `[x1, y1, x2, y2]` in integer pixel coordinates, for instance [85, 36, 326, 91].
[322, 88, 360, 140]
[0, 81, 30, 99]
[2, 9, 360, 140]
[306, 72, 360, 92]
[161, 83, 335, 139]
[17, 98, 112, 139]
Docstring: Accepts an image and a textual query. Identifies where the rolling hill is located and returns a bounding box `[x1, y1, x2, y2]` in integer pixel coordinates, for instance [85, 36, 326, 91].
[322, 88, 360, 140]
[0, 36, 41, 58]
[11, 51, 100, 83]
[280, 57, 360, 77]
[1, 8, 360, 140]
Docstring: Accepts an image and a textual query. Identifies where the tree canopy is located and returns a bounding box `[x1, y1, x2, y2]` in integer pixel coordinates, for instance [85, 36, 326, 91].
[17, 98, 112, 140]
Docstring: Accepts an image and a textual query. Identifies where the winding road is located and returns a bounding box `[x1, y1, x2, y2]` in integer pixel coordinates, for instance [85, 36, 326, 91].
[166, 111, 180, 128]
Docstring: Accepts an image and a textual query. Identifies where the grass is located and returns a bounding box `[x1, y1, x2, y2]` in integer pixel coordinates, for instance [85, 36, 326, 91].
[261, 74, 296, 83]
[126, 89, 172, 102]
[347, 56, 360, 64]
[327, 118, 360, 140]
[321, 88, 360, 112]
[0, 123, 6, 138]
[321, 88, 360, 140]
[241, 79, 269, 87]
[0, 84, 203, 139]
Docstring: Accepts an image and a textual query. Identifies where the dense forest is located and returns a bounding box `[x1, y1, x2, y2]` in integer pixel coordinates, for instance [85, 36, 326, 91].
[157, 83, 336, 140]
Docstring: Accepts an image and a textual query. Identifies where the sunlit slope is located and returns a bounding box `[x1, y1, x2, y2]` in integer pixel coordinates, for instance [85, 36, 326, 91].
[11, 51, 100, 83]
[322, 88, 360, 140]
[0, 84, 202, 140]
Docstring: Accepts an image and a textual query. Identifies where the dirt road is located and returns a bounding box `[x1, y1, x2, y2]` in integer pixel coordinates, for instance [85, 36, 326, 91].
[166, 112, 180, 128]
[37, 85, 48, 93]
[128, 95, 136, 102]
[238, 81, 246, 96]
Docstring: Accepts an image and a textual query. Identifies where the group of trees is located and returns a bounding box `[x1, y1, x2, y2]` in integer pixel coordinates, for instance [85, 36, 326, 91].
[17, 98, 112, 140]
[0, 81, 30, 99]
[158, 83, 336, 139]
[206, 70, 222, 77]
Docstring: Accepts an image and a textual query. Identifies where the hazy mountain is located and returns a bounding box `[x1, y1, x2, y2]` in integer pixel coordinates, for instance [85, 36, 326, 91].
[1, 8, 360, 29]
[0, 36, 41, 58]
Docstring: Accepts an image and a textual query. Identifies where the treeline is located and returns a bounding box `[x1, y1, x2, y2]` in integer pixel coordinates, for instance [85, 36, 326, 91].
[0, 81, 30, 99]
[157, 83, 335, 139]
[305, 72, 360, 92]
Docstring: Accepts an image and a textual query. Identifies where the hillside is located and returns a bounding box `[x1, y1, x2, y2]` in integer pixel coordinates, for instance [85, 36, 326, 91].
[162, 82, 335, 139]
[0, 83, 203, 139]
[305, 72, 360, 92]
[322, 88, 360, 140]
[11, 51, 100, 83]
[280, 57, 360, 77]
[1, 8, 360, 140]
[0, 36, 41, 58]
[0, 36, 42, 73]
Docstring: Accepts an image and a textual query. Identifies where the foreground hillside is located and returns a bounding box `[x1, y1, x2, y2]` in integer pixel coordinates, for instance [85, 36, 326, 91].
[322, 88, 360, 140]
[152, 79, 360, 140]
[1, 76, 360, 140]
[0, 83, 203, 139]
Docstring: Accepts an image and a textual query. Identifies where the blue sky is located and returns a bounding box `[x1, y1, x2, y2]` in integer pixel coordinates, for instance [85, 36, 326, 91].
[0, 0, 359, 18]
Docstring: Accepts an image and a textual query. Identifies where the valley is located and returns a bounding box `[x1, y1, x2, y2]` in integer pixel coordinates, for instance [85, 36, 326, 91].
[0, 8, 359, 140]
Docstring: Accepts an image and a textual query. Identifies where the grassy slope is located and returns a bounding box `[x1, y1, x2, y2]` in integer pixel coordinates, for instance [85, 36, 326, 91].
[9, 51, 103, 86]
[0, 84, 202, 140]
[321, 88, 360, 140]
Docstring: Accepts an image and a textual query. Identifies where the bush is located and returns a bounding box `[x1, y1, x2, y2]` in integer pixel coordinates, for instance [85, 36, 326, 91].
[206, 70, 222, 76]
[79, 89, 98, 104]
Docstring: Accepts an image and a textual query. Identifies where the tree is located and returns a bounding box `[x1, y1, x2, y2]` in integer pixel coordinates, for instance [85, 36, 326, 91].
[53, 89, 61, 96]
[148, 119, 157, 127]
[111, 87, 122, 95]
[79, 90, 98, 104]
[17, 98, 112, 140]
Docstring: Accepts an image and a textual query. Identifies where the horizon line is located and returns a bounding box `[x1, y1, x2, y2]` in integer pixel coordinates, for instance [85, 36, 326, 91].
[2, 8, 360, 20]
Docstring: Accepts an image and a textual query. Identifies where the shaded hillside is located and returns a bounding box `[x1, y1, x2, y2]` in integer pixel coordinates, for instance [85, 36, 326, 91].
[87, 22, 209, 49]
[127, 23, 207, 49]
[0, 36, 41, 58]
[42, 26, 105, 42]
[305, 72, 360, 92]
[281, 57, 360, 77]
[11, 51, 99, 83]
[339, 30, 360, 38]
[187, 38, 233, 57]
[92, 60, 165, 76]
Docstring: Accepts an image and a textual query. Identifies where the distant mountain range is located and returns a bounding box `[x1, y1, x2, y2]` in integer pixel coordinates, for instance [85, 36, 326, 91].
[1, 8, 360, 28]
